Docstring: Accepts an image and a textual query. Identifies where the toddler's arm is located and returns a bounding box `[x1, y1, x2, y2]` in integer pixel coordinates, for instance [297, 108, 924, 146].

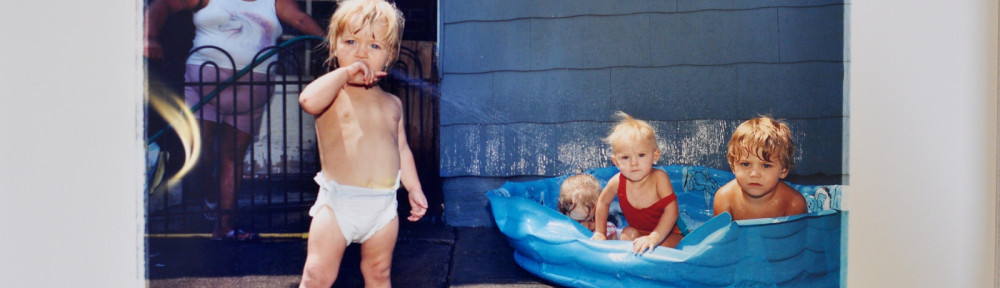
[788, 199, 808, 215]
[144, 0, 201, 59]
[397, 106, 428, 222]
[712, 181, 736, 217]
[299, 62, 386, 115]
[591, 176, 618, 241]
[275, 0, 325, 37]
[783, 184, 808, 216]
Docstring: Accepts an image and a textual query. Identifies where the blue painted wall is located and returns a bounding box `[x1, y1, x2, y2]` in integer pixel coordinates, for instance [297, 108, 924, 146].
[439, 1, 847, 226]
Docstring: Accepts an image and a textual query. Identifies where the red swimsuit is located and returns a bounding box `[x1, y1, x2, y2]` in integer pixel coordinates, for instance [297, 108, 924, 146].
[617, 173, 677, 232]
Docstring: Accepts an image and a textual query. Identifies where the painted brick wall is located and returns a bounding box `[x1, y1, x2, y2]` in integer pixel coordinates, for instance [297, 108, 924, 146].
[440, 1, 847, 226]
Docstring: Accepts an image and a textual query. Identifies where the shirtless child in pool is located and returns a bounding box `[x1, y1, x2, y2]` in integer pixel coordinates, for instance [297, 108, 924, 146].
[713, 116, 807, 220]
[297, 1, 427, 287]
[592, 112, 682, 253]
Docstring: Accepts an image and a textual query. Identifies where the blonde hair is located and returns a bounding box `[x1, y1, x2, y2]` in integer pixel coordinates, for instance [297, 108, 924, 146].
[726, 116, 795, 170]
[326, 0, 405, 68]
[558, 173, 601, 219]
[604, 111, 659, 153]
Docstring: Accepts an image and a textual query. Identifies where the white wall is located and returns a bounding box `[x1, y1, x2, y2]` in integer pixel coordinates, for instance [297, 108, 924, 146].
[849, 0, 998, 287]
[0, 1, 143, 287]
[0, 0, 996, 286]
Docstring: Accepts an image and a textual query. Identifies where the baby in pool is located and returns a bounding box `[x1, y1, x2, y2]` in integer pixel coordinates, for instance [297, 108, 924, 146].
[558, 173, 618, 240]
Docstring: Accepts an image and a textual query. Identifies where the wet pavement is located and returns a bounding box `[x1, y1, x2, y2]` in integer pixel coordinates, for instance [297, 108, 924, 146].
[146, 220, 557, 287]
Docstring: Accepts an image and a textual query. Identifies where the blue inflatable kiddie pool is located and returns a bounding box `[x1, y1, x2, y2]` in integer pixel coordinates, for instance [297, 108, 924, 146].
[486, 165, 844, 288]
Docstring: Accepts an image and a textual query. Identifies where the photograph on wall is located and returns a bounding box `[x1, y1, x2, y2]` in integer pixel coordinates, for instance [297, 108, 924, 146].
[143, 1, 847, 287]
[440, 1, 847, 287]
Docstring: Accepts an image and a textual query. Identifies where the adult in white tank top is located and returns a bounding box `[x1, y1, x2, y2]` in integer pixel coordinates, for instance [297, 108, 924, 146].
[145, 0, 324, 241]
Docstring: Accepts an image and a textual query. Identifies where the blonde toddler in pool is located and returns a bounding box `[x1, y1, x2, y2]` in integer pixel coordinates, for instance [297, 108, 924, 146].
[592, 111, 683, 253]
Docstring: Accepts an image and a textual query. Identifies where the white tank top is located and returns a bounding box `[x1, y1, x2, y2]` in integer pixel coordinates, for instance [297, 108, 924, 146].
[187, 0, 282, 74]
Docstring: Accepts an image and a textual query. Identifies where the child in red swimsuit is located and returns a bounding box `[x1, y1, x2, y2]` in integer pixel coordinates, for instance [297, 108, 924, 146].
[592, 111, 682, 254]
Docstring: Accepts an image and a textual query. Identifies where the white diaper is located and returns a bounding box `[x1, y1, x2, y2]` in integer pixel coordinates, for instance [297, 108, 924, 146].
[309, 171, 400, 244]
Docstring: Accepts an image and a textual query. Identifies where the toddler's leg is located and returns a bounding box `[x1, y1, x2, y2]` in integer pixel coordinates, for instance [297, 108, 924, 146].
[662, 232, 683, 248]
[300, 206, 348, 288]
[620, 226, 640, 241]
[359, 217, 399, 288]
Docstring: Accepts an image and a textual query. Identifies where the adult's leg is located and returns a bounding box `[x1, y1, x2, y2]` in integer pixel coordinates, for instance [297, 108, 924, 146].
[214, 123, 254, 237]
[190, 120, 219, 212]
[300, 206, 349, 288]
[184, 64, 225, 214]
[212, 71, 271, 235]
[359, 217, 399, 288]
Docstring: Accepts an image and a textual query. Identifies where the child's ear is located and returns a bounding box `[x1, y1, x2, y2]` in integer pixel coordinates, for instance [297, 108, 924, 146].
[654, 149, 662, 161]
[779, 167, 790, 179]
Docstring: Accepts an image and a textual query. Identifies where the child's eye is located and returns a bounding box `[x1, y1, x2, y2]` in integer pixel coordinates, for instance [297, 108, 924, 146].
[763, 163, 773, 168]
[370, 43, 382, 50]
[620, 155, 629, 160]
[739, 162, 750, 167]
[345, 39, 355, 45]
[638, 153, 646, 158]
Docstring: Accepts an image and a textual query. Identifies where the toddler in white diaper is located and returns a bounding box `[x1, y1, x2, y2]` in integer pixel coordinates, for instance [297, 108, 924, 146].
[309, 172, 401, 244]
[297, 0, 428, 287]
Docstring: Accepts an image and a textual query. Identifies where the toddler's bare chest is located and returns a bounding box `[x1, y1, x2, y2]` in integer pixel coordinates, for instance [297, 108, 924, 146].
[331, 97, 399, 132]
[733, 199, 783, 219]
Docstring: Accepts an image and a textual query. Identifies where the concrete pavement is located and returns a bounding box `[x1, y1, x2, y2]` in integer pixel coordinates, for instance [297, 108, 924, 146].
[146, 220, 556, 287]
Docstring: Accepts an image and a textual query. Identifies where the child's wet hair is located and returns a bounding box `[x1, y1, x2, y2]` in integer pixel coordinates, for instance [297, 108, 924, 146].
[604, 111, 659, 153]
[726, 116, 795, 170]
[558, 173, 601, 219]
[326, 0, 405, 68]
